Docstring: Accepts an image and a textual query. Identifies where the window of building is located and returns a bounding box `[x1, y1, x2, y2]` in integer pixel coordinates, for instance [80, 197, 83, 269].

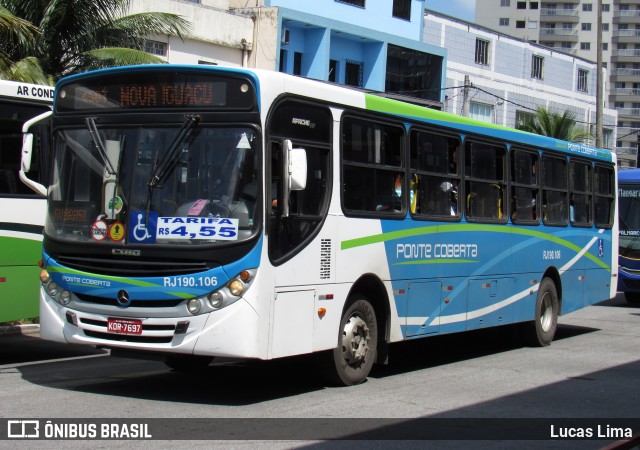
[197, 60, 217, 65]
[615, 101, 625, 109]
[602, 23, 609, 32]
[580, 42, 591, 51]
[142, 40, 166, 56]
[517, 1, 526, 8]
[386, 44, 442, 102]
[529, 20, 538, 29]
[392, 0, 411, 20]
[329, 60, 338, 82]
[469, 102, 494, 123]
[409, 130, 461, 218]
[293, 52, 303, 75]
[515, 110, 535, 129]
[345, 60, 363, 87]
[577, 68, 588, 92]
[336, 0, 365, 7]
[516, 20, 526, 28]
[582, 3, 592, 11]
[500, 18, 509, 26]
[603, 43, 608, 51]
[602, 3, 610, 12]
[542, 155, 568, 225]
[341, 116, 404, 216]
[500, 0, 510, 5]
[561, 42, 572, 50]
[582, 23, 591, 31]
[465, 141, 506, 222]
[475, 38, 490, 65]
[279, 50, 287, 72]
[532, 55, 544, 79]
[530, 2, 539, 9]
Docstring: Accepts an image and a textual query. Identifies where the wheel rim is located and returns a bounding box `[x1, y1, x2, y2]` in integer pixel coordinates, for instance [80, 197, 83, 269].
[340, 313, 371, 367]
[539, 291, 554, 332]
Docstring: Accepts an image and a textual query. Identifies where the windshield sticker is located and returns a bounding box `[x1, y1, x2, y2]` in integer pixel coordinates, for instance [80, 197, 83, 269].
[90, 220, 108, 241]
[128, 211, 157, 244]
[107, 196, 124, 215]
[188, 199, 208, 216]
[109, 222, 125, 242]
[157, 217, 239, 240]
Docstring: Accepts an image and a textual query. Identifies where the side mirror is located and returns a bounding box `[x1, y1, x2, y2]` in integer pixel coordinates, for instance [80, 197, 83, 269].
[282, 139, 307, 218]
[20, 110, 51, 197]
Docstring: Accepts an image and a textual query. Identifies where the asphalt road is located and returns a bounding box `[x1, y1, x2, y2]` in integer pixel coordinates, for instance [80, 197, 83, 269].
[0, 293, 638, 449]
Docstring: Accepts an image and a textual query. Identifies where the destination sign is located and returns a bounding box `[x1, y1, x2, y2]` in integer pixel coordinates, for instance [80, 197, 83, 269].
[56, 71, 256, 112]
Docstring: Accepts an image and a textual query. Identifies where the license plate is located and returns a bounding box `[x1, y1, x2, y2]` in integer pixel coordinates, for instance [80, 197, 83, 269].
[107, 318, 142, 335]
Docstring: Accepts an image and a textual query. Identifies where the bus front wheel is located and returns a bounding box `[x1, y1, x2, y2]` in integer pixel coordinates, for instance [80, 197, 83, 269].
[323, 296, 378, 386]
[519, 278, 559, 347]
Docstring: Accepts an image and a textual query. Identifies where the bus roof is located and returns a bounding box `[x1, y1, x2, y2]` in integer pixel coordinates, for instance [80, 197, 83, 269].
[618, 168, 640, 182]
[54, 64, 615, 164]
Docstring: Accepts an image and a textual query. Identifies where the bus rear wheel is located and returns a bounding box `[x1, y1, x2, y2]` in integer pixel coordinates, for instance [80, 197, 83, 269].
[165, 355, 213, 372]
[323, 296, 378, 386]
[519, 278, 559, 347]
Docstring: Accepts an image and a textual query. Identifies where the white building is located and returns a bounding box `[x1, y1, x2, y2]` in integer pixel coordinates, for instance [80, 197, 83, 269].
[424, 9, 618, 154]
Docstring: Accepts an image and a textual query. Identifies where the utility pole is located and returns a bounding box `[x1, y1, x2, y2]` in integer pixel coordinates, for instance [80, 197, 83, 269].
[596, 0, 603, 147]
[462, 74, 470, 117]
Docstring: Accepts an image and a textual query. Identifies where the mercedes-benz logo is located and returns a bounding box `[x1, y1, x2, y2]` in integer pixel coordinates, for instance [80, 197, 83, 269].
[116, 289, 131, 307]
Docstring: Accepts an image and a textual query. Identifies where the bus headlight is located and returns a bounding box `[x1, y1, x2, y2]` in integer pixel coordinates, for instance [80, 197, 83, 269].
[46, 282, 60, 297]
[59, 290, 72, 305]
[40, 269, 50, 284]
[208, 292, 223, 308]
[228, 280, 244, 297]
[187, 298, 202, 315]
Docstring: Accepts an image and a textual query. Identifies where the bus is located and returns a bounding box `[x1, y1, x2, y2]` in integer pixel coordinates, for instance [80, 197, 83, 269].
[0, 79, 53, 323]
[32, 65, 617, 385]
[617, 168, 640, 305]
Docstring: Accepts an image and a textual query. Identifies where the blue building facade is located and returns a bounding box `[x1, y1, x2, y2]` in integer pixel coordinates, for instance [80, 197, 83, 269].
[262, 0, 446, 105]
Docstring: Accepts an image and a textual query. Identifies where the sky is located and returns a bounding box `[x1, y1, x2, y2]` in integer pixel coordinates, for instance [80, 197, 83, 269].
[426, 0, 476, 23]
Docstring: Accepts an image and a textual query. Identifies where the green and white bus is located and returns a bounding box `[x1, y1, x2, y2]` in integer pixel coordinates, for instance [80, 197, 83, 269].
[0, 79, 53, 323]
[35, 65, 616, 384]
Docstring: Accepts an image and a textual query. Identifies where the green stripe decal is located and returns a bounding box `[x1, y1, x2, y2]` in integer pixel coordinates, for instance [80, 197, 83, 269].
[341, 224, 610, 270]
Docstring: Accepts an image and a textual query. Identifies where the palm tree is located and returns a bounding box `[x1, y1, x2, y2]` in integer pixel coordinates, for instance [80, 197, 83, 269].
[517, 106, 593, 144]
[0, 0, 192, 84]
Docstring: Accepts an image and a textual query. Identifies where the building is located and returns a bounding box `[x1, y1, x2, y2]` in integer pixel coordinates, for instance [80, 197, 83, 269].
[475, 0, 636, 166]
[425, 9, 617, 153]
[231, 0, 447, 106]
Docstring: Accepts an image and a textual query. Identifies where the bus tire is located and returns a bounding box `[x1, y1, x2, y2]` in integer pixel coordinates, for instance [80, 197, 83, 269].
[519, 278, 559, 347]
[624, 292, 640, 306]
[165, 355, 213, 372]
[322, 296, 378, 386]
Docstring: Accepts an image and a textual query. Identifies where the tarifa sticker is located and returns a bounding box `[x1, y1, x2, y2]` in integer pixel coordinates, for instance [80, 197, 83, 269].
[90, 220, 108, 241]
[109, 222, 125, 242]
[107, 196, 123, 215]
[156, 216, 239, 240]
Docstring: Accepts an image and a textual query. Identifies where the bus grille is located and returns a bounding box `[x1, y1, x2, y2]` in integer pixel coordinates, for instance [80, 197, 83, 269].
[83, 330, 173, 344]
[55, 255, 209, 277]
[76, 293, 184, 308]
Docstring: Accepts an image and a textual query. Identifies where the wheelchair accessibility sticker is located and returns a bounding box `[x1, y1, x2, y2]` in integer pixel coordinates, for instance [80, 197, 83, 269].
[128, 210, 157, 244]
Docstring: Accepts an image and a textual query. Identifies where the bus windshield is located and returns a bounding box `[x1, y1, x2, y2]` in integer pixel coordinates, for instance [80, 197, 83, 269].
[46, 124, 260, 246]
[619, 183, 640, 257]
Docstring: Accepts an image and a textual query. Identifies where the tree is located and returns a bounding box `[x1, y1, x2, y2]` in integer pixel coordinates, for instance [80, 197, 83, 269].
[0, 0, 192, 84]
[517, 106, 593, 144]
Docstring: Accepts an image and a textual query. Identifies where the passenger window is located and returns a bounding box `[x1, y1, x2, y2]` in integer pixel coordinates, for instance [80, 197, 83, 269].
[570, 160, 592, 226]
[510, 149, 539, 224]
[594, 165, 614, 228]
[464, 141, 506, 222]
[541, 155, 568, 225]
[409, 129, 461, 219]
[342, 116, 404, 216]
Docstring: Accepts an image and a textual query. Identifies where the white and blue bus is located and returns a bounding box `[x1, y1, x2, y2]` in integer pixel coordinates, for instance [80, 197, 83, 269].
[34, 65, 617, 384]
[617, 168, 640, 305]
[0, 79, 53, 323]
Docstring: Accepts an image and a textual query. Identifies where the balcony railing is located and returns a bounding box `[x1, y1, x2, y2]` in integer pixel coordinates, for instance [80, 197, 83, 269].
[615, 10, 640, 18]
[616, 107, 640, 116]
[540, 8, 578, 16]
[615, 29, 640, 38]
[613, 49, 640, 57]
[613, 88, 640, 96]
[540, 28, 576, 36]
[616, 146, 639, 157]
[613, 68, 640, 77]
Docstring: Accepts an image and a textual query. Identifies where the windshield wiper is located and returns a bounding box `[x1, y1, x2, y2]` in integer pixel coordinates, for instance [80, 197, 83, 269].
[147, 115, 200, 189]
[85, 117, 116, 176]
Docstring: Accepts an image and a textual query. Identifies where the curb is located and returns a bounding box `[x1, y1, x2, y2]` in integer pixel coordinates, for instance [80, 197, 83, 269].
[0, 324, 40, 336]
